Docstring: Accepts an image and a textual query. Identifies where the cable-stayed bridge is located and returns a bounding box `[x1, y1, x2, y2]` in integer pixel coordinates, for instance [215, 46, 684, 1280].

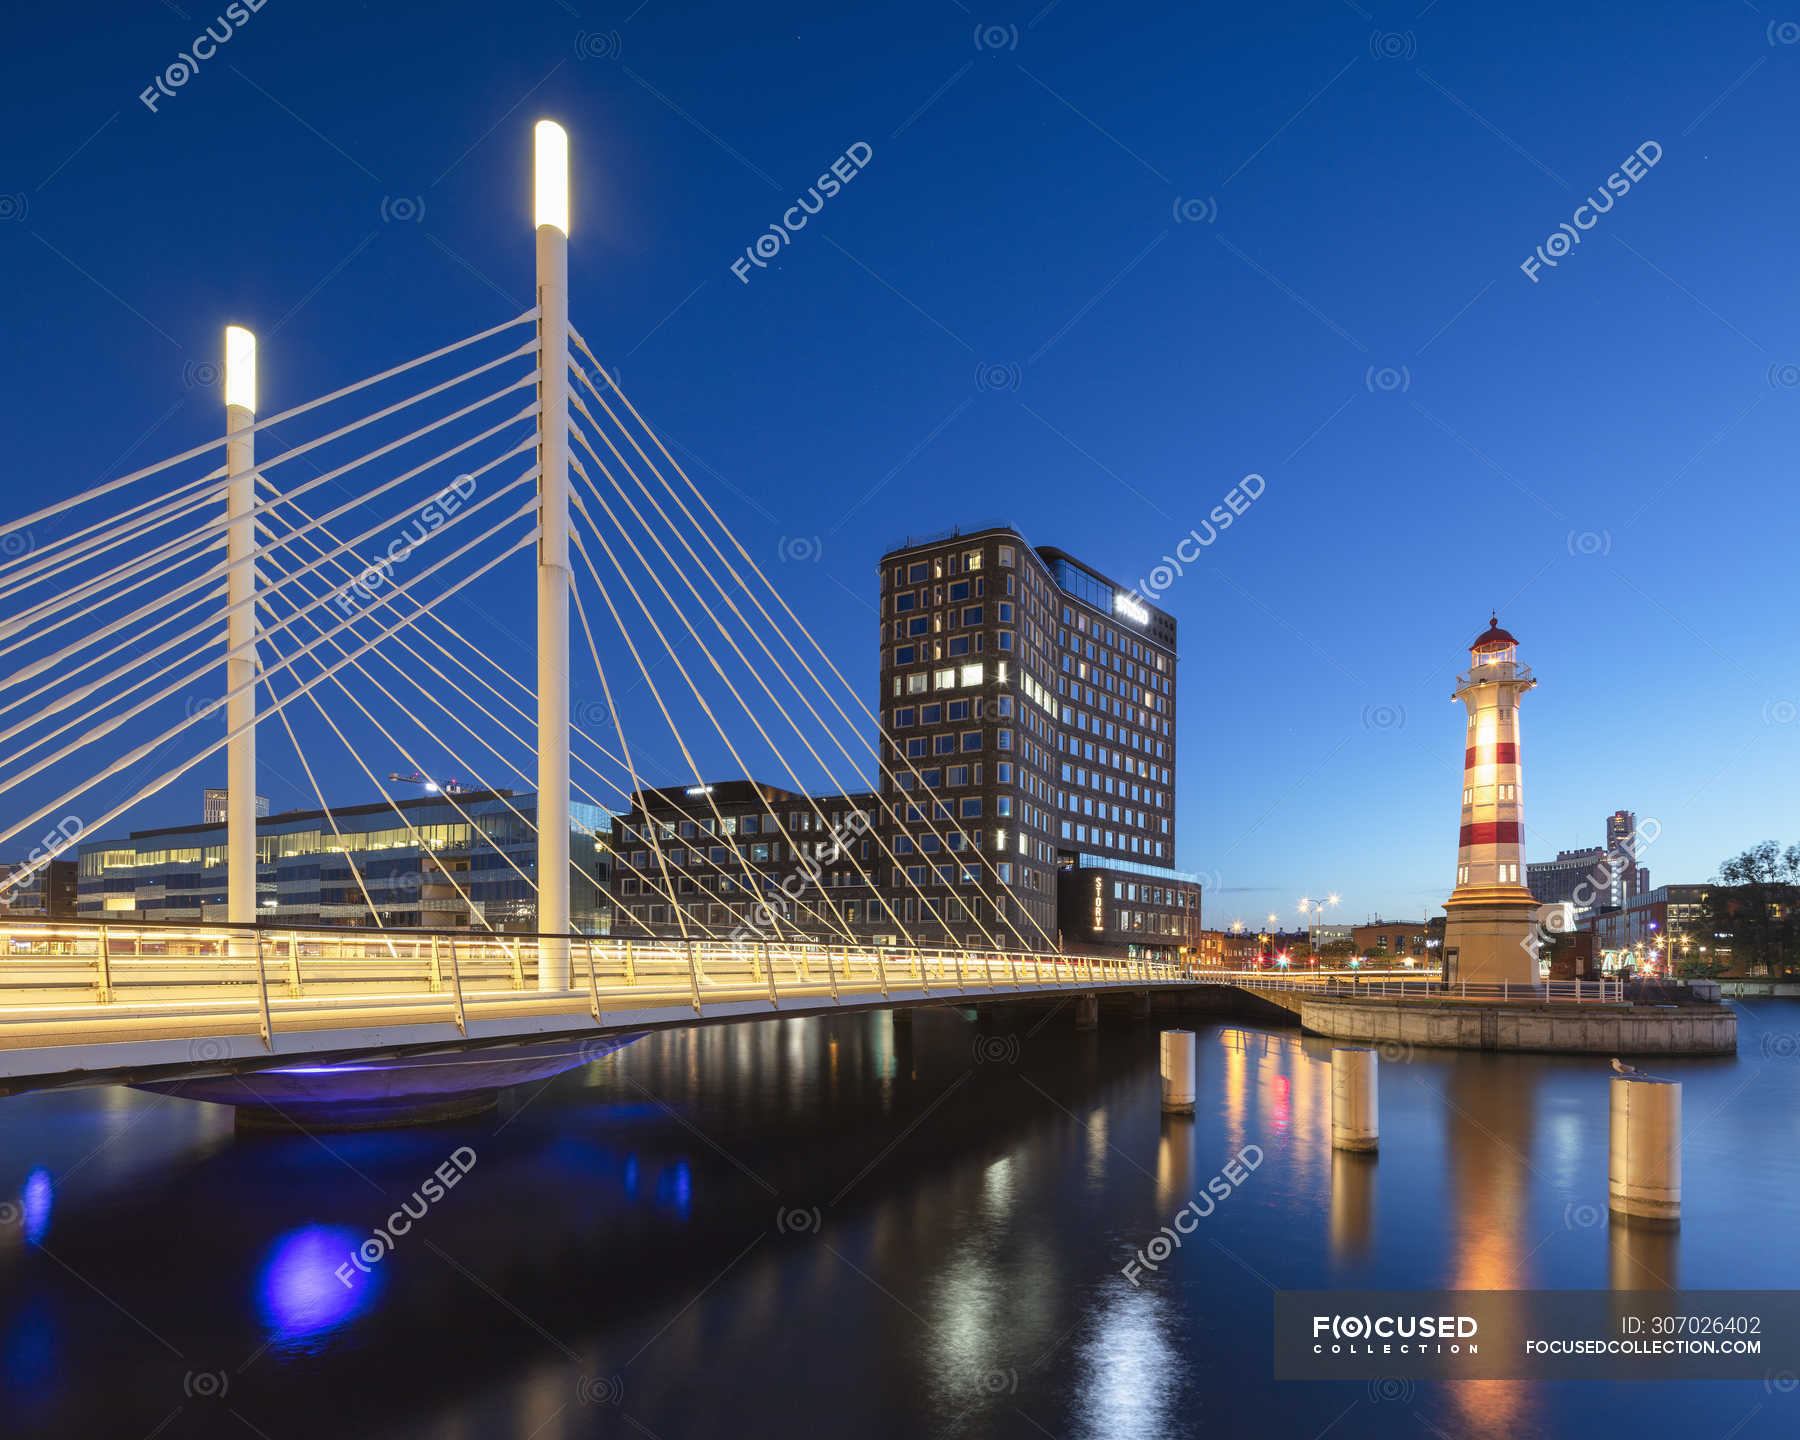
[0, 122, 1204, 1122]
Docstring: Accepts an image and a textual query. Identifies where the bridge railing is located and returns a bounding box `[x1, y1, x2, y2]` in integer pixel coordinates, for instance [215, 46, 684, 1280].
[0, 920, 1191, 1027]
[1218, 971, 1625, 1004]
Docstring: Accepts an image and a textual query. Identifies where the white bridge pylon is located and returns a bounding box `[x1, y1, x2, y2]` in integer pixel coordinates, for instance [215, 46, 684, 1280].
[0, 122, 1063, 969]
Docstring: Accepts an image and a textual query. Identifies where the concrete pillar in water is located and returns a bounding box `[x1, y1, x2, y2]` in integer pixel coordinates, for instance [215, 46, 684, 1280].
[1609, 1074, 1680, 1222]
[1160, 1029, 1196, 1113]
[1074, 994, 1099, 1030]
[1331, 1047, 1379, 1152]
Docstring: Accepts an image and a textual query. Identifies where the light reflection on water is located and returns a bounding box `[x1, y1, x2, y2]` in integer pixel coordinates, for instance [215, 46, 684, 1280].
[0, 1000, 1794, 1439]
[256, 1225, 381, 1350]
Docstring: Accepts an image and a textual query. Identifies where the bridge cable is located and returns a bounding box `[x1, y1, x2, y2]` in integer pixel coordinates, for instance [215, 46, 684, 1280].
[570, 333, 1060, 950]
[0, 315, 538, 548]
[568, 350, 1056, 950]
[570, 424, 978, 951]
[569, 385, 1016, 952]
[566, 484, 864, 948]
[247, 486, 735, 931]
[0, 506, 539, 852]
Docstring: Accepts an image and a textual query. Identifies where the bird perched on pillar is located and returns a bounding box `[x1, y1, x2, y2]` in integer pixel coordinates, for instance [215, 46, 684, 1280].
[1611, 1058, 1642, 1076]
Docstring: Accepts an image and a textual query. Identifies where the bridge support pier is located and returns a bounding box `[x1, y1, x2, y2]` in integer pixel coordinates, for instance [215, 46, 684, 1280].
[890, 1005, 913, 1027]
[1331, 1046, 1379, 1152]
[1074, 994, 1098, 1030]
[1127, 991, 1151, 1020]
[1160, 1029, 1196, 1113]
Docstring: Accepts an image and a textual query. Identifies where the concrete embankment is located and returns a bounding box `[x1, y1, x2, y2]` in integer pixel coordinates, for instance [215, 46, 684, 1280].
[1295, 995, 1736, 1056]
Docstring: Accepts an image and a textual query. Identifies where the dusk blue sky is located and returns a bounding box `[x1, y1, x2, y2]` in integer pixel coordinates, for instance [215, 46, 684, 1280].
[2, 0, 1796, 924]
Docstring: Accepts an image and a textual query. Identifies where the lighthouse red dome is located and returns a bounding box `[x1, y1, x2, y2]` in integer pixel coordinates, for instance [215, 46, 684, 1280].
[1471, 613, 1517, 651]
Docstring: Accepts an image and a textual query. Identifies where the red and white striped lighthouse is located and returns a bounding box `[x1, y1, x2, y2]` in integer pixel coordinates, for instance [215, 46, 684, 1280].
[1441, 615, 1540, 985]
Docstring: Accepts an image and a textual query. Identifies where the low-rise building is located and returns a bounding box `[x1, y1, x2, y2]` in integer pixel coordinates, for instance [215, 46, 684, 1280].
[76, 792, 609, 933]
[0, 859, 78, 918]
[1054, 855, 1201, 961]
[1578, 884, 1711, 976]
[1352, 918, 1433, 962]
[607, 781, 884, 942]
[1200, 924, 1309, 966]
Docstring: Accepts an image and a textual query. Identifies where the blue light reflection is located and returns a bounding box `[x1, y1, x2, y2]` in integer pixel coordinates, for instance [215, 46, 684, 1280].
[21, 1168, 52, 1245]
[256, 1225, 380, 1343]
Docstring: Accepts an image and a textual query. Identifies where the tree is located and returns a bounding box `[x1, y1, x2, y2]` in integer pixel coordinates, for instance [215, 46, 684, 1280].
[1675, 953, 1729, 980]
[1319, 938, 1358, 960]
[1699, 842, 1800, 977]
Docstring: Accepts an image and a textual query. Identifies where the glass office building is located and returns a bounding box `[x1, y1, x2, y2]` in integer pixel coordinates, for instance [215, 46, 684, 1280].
[76, 791, 609, 933]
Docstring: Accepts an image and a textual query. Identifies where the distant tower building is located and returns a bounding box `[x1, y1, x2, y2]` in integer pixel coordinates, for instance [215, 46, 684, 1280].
[1442, 616, 1539, 985]
[1605, 809, 1639, 907]
[204, 788, 269, 825]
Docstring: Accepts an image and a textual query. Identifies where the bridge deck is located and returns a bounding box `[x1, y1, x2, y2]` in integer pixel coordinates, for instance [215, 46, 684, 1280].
[1, 921, 1605, 1091]
[0, 921, 1205, 1091]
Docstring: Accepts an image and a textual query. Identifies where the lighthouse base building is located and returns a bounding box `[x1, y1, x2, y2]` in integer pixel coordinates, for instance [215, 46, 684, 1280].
[1441, 616, 1541, 988]
[1442, 892, 1542, 987]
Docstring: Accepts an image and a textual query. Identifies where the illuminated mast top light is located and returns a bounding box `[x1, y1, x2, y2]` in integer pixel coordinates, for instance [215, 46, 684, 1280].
[534, 120, 569, 235]
[224, 325, 256, 413]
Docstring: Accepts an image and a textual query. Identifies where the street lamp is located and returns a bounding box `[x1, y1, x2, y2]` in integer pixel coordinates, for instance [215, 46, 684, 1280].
[1298, 893, 1340, 968]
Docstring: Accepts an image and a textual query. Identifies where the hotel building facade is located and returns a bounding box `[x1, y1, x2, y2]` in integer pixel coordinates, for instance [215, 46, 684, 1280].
[875, 526, 1199, 959]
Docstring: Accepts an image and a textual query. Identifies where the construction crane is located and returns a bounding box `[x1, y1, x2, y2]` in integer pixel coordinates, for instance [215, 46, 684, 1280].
[387, 771, 467, 795]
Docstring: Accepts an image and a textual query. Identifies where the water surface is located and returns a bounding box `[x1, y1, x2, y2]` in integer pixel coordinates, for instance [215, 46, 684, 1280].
[2, 997, 1795, 1438]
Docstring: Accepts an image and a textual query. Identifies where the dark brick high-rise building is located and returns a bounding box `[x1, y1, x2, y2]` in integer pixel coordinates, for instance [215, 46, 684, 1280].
[876, 526, 1199, 959]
